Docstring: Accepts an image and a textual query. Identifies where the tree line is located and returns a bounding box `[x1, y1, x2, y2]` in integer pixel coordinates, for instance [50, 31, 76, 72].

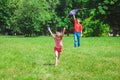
[0, 0, 120, 37]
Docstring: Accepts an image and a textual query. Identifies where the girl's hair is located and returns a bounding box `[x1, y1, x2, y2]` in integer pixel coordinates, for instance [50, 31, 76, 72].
[55, 32, 63, 39]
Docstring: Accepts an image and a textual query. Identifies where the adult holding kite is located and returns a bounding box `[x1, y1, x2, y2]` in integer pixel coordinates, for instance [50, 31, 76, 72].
[73, 14, 82, 47]
[69, 9, 83, 47]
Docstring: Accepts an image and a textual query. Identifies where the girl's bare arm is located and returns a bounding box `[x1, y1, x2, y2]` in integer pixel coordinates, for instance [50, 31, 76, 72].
[48, 27, 55, 38]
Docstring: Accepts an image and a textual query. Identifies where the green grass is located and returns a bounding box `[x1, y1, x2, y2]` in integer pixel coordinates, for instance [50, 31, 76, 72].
[0, 36, 120, 80]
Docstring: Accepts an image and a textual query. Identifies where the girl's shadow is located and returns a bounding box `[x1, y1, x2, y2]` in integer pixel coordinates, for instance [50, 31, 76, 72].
[43, 63, 54, 66]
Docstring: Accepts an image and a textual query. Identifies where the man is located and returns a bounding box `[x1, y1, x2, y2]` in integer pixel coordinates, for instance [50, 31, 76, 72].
[73, 15, 82, 47]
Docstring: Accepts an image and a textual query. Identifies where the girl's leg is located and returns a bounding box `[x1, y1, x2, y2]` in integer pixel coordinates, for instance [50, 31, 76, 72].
[55, 51, 59, 66]
[58, 52, 61, 59]
[57, 52, 61, 64]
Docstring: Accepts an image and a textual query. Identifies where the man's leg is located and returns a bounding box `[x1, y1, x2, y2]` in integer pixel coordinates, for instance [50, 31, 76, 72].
[77, 32, 81, 47]
[74, 32, 78, 47]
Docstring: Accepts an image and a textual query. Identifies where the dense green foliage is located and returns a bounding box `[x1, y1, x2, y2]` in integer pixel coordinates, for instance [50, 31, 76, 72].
[0, 36, 120, 79]
[0, 0, 120, 36]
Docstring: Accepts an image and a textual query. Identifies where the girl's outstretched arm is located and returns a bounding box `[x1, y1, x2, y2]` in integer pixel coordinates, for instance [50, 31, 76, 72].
[48, 27, 55, 38]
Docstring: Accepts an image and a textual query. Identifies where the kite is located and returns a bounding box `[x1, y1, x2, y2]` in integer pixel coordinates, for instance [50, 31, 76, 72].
[69, 9, 78, 15]
[66, 8, 87, 18]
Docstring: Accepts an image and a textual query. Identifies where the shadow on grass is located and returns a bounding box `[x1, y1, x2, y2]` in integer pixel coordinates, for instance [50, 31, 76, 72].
[43, 63, 55, 66]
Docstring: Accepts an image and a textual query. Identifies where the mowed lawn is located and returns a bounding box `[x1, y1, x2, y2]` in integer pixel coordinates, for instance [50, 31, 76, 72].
[0, 36, 120, 80]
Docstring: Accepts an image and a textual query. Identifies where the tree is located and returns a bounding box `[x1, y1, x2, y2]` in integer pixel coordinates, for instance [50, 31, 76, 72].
[0, 0, 13, 35]
[86, 0, 120, 36]
[0, 0, 119, 36]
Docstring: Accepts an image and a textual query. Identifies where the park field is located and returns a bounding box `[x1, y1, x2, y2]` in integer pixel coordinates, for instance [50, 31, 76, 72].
[0, 36, 120, 80]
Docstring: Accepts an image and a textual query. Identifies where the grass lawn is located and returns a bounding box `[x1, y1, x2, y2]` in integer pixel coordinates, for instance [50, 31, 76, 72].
[0, 36, 120, 80]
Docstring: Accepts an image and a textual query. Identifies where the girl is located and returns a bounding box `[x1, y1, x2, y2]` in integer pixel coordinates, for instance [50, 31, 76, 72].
[48, 27, 66, 66]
